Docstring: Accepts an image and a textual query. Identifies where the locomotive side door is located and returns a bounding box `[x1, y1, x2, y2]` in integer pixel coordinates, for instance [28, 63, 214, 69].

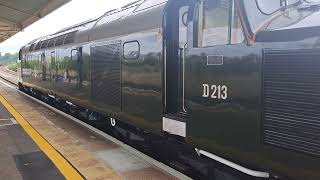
[163, 0, 189, 137]
[185, 0, 261, 151]
[41, 52, 46, 81]
[71, 47, 83, 87]
[50, 51, 55, 82]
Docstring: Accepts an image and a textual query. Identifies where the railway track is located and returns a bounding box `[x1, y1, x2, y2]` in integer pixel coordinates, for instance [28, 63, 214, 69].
[0, 68, 192, 180]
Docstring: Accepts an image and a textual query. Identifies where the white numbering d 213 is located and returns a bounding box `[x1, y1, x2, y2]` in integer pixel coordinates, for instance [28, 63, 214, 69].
[202, 84, 228, 100]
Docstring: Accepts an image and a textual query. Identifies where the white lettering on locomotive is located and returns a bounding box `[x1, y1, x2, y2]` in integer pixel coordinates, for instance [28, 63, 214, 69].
[202, 84, 228, 100]
[202, 84, 210, 97]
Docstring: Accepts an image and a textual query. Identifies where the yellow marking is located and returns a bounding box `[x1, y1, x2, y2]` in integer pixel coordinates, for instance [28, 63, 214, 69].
[0, 95, 84, 180]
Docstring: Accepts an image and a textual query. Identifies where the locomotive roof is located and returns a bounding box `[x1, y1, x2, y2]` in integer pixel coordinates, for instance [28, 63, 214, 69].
[22, 0, 168, 52]
[25, 19, 97, 52]
[54, 19, 97, 35]
[90, 0, 168, 41]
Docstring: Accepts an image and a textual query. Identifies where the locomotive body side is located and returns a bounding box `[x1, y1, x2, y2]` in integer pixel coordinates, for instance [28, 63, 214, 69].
[18, 0, 320, 179]
[20, 2, 167, 132]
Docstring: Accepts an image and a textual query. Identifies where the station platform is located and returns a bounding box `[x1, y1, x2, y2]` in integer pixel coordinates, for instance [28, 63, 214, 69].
[0, 71, 184, 179]
[0, 103, 64, 180]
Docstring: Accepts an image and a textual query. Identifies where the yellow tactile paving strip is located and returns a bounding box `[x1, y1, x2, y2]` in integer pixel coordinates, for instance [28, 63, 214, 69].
[0, 95, 83, 180]
[0, 88, 121, 180]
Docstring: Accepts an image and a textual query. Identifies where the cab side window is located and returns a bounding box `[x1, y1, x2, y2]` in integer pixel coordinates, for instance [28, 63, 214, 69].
[198, 0, 244, 47]
[230, 1, 244, 44]
[123, 41, 140, 60]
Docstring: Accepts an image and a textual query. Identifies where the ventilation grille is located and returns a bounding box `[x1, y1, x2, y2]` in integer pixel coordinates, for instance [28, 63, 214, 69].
[40, 40, 49, 49]
[263, 49, 320, 156]
[55, 35, 65, 46]
[47, 38, 56, 48]
[29, 43, 35, 51]
[35, 42, 42, 50]
[91, 42, 121, 108]
[64, 31, 76, 45]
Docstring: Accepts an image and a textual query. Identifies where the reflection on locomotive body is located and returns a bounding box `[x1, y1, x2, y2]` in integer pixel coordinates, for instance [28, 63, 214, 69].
[19, 0, 320, 180]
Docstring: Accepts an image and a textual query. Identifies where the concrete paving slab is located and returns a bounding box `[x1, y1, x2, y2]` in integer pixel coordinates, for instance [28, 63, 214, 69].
[0, 127, 22, 180]
[96, 148, 150, 173]
[6, 125, 39, 154]
[0, 103, 11, 119]
[14, 151, 65, 180]
[0, 121, 63, 180]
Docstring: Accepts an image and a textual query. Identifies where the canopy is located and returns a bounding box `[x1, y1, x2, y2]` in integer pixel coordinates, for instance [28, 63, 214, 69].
[0, 0, 71, 43]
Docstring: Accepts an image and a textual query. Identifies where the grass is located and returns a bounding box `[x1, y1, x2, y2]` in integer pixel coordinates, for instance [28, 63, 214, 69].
[7, 63, 18, 72]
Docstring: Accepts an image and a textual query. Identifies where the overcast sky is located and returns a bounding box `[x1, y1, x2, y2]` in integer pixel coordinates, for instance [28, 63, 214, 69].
[0, 0, 133, 54]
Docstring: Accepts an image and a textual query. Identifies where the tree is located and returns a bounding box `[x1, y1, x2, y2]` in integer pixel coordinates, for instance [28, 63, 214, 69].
[0, 52, 18, 65]
[4, 53, 11, 59]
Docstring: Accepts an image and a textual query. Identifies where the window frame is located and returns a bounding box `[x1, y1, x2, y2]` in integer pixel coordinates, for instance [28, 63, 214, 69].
[195, 0, 244, 48]
[71, 48, 79, 62]
[123, 40, 140, 60]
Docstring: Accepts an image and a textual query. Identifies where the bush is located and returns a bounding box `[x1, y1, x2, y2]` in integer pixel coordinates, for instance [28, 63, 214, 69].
[7, 63, 18, 72]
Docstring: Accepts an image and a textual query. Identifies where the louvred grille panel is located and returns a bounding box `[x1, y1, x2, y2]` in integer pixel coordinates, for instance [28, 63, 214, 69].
[91, 41, 121, 108]
[263, 49, 320, 156]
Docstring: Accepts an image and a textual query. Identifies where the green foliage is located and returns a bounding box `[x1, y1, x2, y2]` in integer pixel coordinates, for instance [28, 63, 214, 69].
[0, 52, 18, 65]
[7, 63, 18, 72]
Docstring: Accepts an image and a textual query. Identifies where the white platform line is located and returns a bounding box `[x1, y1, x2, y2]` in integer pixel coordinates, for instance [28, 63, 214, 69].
[0, 123, 14, 127]
[0, 118, 11, 121]
[0, 118, 17, 124]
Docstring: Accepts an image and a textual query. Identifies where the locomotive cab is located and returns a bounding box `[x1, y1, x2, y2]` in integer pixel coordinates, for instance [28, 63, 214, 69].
[178, 0, 320, 179]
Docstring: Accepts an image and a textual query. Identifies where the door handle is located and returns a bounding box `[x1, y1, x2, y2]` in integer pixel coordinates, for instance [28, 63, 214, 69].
[179, 46, 187, 113]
